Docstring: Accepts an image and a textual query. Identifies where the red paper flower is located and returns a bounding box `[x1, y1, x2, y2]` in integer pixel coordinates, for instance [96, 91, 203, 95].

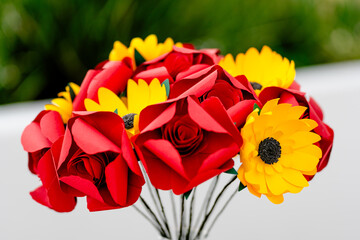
[169, 65, 259, 128]
[21, 110, 77, 212]
[259, 87, 334, 179]
[73, 59, 133, 111]
[133, 46, 219, 83]
[58, 111, 145, 211]
[133, 96, 242, 194]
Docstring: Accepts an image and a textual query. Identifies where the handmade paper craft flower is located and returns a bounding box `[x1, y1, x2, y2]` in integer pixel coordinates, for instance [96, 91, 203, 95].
[237, 99, 322, 204]
[44, 83, 80, 123]
[84, 78, 167, 136]
[258, 87, 334, 177]
[219, 46, 295, 94]
[109, 34, 183, 67]
[133, 46, 220, 83]
[58, 111, 145, 211]
[169, 65, 259, 127]
[73, 59, 133, 111]
[134, 96, 242, 195]
[21, 34, 334, 239]
[21, 110, 76, 212]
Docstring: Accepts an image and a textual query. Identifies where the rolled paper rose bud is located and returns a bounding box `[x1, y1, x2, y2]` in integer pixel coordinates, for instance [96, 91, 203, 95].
[57, 111, 145, 211]
[133, 96, 242, 195]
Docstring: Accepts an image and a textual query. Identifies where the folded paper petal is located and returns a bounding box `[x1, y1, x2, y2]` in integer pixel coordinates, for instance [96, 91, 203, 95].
[73, 60, 133, 111]
[32, 138, 76, 212]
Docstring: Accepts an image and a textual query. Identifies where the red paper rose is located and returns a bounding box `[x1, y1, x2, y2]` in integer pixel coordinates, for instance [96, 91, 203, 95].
[133, 46, 219, 84]
[73, 59, 133, 111]
[133, 96, 242, 195]
[259, 87, 334, 178]
[57, 111, 145, 211]
[169, 65, 259, 128]
[21, 110, 77, 212]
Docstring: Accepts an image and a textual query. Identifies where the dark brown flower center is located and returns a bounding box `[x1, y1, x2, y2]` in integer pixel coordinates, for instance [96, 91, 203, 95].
[122, 113, 136, 129]
[250, 81, 262, 90]
[258, 137, 281, 164]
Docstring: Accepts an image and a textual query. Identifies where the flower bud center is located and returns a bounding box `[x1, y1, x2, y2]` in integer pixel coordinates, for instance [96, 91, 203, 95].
[258, 137, 281, 164]
[122, 113, 136, 129]
[250, 81, 262, 90]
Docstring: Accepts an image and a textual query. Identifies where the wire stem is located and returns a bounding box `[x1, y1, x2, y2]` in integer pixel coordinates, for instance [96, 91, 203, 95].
[204, 188, 238, 238]
[186, 188, 196, 240]
[204, 176, 219, 215]
[155, 188, 171, 238]
[194, 176, 237, 239]
[193, 176, 219, 232]
[178, 194, 185, 240]
[132, 205, 162, 233]
[139, 196, 169, 238]
[170, 191, 178, 231]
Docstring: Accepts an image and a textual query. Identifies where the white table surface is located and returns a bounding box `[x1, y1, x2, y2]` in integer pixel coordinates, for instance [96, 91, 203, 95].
[0, 60, 359, 240]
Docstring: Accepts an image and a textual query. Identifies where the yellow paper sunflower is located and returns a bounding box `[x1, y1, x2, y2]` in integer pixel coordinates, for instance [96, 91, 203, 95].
[109, 34, 183, 66]
[237, 99, 322, 204]
[84, 78, 168, 137]
[219, 46, 296, 95]
[45, 82, 80, 124]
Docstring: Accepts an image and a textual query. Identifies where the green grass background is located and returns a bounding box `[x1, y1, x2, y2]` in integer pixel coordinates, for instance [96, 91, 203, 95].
[1, 0, 359, 104]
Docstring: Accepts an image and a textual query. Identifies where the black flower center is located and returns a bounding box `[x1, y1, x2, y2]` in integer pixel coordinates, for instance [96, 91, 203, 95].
[122, 113, 136, 129]
[258, 137, 281, 164]
[250, 81, 262, 90]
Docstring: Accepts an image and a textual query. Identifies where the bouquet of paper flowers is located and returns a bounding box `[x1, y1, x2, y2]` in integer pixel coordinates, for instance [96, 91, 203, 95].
[21, 35, 334, 239]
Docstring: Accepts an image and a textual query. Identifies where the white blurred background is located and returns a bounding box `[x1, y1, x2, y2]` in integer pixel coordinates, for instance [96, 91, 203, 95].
[0, 61, 359, 239]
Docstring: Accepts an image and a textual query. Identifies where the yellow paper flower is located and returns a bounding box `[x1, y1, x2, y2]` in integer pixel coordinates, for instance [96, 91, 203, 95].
[219, 46, 296, 95]
[45, 82, 80, 124]
[109, 34, 183, 66]
[237, 99, 322, 204]
[84, 78, 168, 137]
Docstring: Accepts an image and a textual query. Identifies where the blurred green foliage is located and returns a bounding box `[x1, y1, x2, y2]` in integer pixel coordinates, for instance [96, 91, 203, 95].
[1, 0, 360, 104]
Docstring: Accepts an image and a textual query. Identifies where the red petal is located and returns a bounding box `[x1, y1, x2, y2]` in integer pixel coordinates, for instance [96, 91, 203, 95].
[73, 69, 100, 111]
[36, 144, 76, 212]
[227, 100, 258, 128]
[170, 67, 217, 99]
[139, 101, 176, 132]
[40, 111, 65, 143]
[133, 66, 173, 83]
[60, 175, 104, 203]
[71, 118, 121, 154]
[87, 61, 133, 102]
[144, 139, 188, 179]
[187, 97, 227, 133]
[105, 155, 129, 206]
[21, 122, 51, 152]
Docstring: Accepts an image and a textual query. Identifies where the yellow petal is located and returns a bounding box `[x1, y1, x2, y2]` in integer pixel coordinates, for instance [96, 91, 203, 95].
[149, 78, 167, 104]
[281, 151, 319, 172]
[281, 168, 309, 187]
[98, 87, 128, 114]
[84, 99, 102, 112]
[260, 98, 279, 115]
[266, 194, 284, 204]
[109, 41, 132, 61]
[289, 131, 321, 149]
[265, 173, 289, 195]
[51, 98, 72, 112]
[45, 104, 71, 123]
